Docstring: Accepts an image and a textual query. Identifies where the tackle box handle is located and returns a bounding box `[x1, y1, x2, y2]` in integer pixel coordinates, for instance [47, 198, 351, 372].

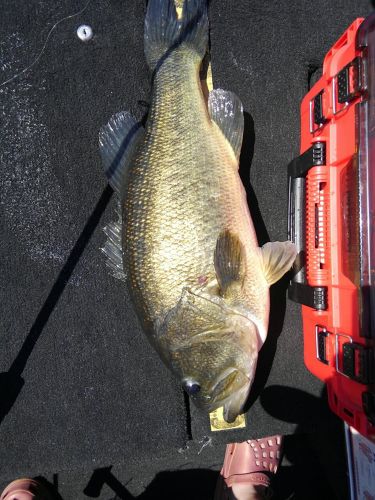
[287, 142, 328, 310]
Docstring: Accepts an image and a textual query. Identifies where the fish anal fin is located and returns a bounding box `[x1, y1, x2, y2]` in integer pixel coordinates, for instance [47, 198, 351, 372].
[260, 241, 297, 286]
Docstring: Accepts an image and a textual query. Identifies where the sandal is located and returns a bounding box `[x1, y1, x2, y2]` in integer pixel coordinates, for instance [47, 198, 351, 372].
[0, 479, 54, 500]
[214, 435, 283, 499]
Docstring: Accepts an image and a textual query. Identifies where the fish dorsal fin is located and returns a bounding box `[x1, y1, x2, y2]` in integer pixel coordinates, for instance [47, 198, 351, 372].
[260, 241, 297, 286]
[214, 230, 246, 299]
[208, 89, 244, 161]
[101, 203, 126, 282]
[99, 111, 144, 194]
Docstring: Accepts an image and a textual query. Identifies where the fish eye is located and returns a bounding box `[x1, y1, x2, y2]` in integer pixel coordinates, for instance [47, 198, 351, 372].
[183, 380, 201, 395]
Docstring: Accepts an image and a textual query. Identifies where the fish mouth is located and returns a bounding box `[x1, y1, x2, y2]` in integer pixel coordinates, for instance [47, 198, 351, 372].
[211, 369, 250, 422]
[222, 382, 251, 423]
[192, 368, 250, 420]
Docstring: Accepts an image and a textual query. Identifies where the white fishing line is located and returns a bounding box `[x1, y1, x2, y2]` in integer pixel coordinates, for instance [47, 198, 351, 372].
[0, 0, 93, 87]
[197, 436, 213, 455]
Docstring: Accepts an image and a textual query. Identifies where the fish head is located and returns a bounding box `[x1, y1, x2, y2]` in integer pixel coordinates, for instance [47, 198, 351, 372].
[158, 289, 259, 423]
[177, 316, 258, 422]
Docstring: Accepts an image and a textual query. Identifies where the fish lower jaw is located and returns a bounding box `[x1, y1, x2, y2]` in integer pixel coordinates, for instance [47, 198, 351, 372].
[192, 386, 249, 417]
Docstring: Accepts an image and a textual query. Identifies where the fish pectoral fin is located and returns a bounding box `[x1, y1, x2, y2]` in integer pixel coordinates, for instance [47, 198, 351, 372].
[208, 89, 244, 161]
[260, 241, 297, 286]
[214, 230, 246, 300]
[99, 111, 144, 194]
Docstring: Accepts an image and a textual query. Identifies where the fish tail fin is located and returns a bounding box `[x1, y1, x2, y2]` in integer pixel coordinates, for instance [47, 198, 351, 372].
[144, 0, 208, 72]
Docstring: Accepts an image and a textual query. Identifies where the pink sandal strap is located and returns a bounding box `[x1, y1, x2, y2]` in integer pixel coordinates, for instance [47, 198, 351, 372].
[225, 472, 271, 488]
[220, 435, 283, 490]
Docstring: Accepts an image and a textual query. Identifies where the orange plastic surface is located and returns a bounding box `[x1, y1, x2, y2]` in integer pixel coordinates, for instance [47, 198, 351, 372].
[299, 18, 375, 438]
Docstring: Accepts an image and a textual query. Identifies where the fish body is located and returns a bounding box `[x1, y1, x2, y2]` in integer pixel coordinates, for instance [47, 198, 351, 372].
[126, 59, 267, 342]
[100, 0, 296, 421]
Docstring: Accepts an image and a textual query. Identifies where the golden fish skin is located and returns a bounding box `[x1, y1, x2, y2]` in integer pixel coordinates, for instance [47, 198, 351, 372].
[125, 61, 267, 331]
[100, 0, 297, 422]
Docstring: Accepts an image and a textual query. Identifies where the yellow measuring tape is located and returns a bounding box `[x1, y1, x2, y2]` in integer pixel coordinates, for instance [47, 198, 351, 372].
[210, 406, 246, 432]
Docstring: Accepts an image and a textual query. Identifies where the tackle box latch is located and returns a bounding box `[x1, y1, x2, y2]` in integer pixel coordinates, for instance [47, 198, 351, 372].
[316, 325, 329, 364]
[309, 90, 328, 133]
[287, 142, 328, 310]
[332, 56, 365, 115]
[341, 342, 374, 384]
[337, 56, 363, 104]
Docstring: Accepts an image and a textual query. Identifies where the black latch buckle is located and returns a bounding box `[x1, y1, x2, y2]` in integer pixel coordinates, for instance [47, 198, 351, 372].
[310, 90, 327, 132]
[333, 57, 364, 116]
[337, 57, 362, 104]
[316, 326, 329, 364]
[342, 342, 374, 384]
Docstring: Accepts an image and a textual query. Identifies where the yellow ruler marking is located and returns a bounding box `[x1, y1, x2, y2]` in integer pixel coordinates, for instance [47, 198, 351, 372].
[175, 0, 183, 19]
[209, 406, 246, 432]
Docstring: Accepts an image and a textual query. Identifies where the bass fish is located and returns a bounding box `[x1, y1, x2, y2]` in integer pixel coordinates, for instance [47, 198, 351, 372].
[99, 0, 296, 422]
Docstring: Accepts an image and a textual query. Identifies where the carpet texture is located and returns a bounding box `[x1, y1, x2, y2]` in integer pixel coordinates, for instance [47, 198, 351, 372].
[0, 0, 371, 492]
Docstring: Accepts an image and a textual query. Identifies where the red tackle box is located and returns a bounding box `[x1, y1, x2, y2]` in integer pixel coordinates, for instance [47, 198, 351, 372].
[287, 13, 375, 438]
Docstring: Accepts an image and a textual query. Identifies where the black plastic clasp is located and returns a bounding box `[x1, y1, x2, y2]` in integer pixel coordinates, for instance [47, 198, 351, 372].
[288, 141, 326, 179]
[316, 326, 329, 364]
[313, 91, 326, 125]
[289, 282, 327, 310]
[337, 57, 363, 104]
[310, 91, 327, 132]
[342, 342, 374, 384]
[287, 142, 328, 310]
